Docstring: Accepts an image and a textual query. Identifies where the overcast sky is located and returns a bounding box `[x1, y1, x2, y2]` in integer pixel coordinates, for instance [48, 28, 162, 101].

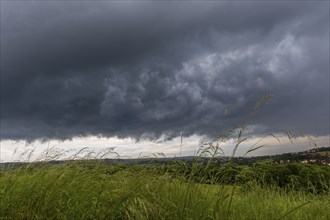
[0, 1, 329, 161]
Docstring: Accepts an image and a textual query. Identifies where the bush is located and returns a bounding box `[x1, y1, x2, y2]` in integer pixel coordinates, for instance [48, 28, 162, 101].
[249, 163, 330, 193]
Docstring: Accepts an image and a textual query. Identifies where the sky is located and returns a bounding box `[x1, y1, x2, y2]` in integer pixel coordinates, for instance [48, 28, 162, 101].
[0, 1, 329, 162]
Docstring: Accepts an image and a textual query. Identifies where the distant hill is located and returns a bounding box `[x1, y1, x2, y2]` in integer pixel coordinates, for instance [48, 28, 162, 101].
[233, 146, 330, 165]
[1, 146, 329, 168]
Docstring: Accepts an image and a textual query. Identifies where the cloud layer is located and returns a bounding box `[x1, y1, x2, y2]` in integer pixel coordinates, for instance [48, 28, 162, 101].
[1, 1, 329, 141]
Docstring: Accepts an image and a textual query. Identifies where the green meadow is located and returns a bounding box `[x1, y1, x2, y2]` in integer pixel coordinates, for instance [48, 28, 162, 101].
[0, 160, 329, 220]
[1, 97, 329, 220]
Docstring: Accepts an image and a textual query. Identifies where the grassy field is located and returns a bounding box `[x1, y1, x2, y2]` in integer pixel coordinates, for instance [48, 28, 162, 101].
[319, 151, 330, 156]
[1, 161, 329, 220]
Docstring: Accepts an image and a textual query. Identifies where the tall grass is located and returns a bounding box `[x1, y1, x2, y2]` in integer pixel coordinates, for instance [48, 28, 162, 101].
[1, 96, 329, 219]
[0, 162, 329, 220]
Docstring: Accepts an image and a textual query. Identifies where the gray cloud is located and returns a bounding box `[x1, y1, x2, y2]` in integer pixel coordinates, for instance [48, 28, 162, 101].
[1, 1, 329, 141]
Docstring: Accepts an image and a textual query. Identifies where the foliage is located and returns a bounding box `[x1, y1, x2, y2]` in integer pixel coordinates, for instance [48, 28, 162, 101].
[1, 96, 328, 219]
[1, 162, 329, 220]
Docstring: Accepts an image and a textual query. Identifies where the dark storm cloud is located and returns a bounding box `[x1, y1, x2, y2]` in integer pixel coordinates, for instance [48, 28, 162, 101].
[1, 1, 329, 141]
